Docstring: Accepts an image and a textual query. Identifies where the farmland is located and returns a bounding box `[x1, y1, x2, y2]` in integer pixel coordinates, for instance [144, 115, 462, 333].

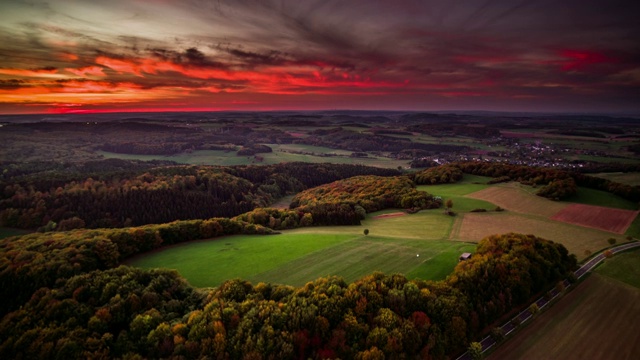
[453, 212, 625, 259]
[489, 250, 640, 360]
[130, 171, 636, 285]
[467, 183, 568, 217]
[551, 204, 638, 234]
[595, 249, 640, 288]
[128, 213, 475, 287]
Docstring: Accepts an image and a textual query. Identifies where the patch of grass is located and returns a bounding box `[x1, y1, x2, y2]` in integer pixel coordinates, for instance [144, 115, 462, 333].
[130, 228, 474, 287]
[595, 248, 640, 289]
[251, 236, 475, 286]
[625, 215, 640, 239]
[563, 187, 638, 210]
[359, 210, 454, 240]
[0, 227, 30, 239]
[128, 233, 355, 287]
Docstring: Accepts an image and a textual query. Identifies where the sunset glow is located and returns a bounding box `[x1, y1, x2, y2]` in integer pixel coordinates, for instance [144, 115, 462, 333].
[0, 0, 638, 114]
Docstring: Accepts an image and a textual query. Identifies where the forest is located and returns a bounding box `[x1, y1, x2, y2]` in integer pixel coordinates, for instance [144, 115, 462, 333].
[0, 161, 398, 230]
[0, 233, 576, 359]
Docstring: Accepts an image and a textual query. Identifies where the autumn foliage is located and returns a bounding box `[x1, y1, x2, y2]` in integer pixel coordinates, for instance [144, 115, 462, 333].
[0, 233, 575, 359]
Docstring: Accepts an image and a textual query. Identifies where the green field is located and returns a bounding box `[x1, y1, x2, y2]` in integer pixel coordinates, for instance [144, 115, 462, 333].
[595, 248, 640, 288]
[129, 209, 474, 287]
[625, 216, 640, 239]
[127, 233, 355, 287]
[418, 174, 496, 213]
[564, 187, 638, 210]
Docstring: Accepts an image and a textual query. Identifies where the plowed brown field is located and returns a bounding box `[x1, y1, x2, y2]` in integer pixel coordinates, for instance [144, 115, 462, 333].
[551, 204, 638, 234]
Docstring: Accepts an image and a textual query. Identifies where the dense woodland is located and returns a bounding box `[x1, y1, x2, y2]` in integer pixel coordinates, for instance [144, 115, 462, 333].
[0, 233, 576, 359]
[0, 161, 398, 230]
[290, 175, 441, 224]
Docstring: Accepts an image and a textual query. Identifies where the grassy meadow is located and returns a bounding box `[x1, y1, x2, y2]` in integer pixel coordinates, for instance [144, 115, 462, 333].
[595, 248, 640, 288]
[128, 210, 476, 288]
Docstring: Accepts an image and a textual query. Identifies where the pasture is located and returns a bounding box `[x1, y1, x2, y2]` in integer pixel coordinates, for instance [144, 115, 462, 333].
[129, 210, 474, 287]
[595, 248, 640, 288]
[128, 233, 355, 287]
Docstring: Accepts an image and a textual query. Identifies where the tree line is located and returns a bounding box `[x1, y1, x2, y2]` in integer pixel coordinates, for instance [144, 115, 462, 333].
[0, 233, 576, 359]
[0, 162, 399, 230]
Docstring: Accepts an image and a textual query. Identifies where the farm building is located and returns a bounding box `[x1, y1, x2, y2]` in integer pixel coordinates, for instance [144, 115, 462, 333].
[459, 252, 472, 261]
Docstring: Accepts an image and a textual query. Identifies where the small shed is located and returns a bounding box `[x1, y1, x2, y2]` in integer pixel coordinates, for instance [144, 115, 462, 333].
[459, 252, 472, 261]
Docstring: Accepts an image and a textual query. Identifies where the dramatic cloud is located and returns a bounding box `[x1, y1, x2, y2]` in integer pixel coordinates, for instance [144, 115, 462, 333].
[0, 0, 638, 114]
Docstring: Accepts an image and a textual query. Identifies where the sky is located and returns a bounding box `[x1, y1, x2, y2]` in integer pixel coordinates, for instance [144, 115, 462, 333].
[0, 0, 639, 115]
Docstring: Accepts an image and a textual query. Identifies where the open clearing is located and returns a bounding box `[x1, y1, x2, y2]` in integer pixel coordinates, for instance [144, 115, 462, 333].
[129, 232, 474, 287]
[128, 233, 355, 287]
[454, 212, 626, 260]
[467, 184, 567, 217]
[489, 274, 640, 360]
[595, 248, 640, 288]
[130, 209, 468, 287]
[248, 236, 475, 286]
[551, 204, 638, 234]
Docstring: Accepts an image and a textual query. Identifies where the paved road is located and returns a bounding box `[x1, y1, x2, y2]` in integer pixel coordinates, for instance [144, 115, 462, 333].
[455, 241, 640, 360]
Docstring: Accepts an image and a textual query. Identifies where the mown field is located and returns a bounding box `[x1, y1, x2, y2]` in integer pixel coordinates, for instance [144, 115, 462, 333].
[489, 249, 640, 360]
[128, 211, 475, 287]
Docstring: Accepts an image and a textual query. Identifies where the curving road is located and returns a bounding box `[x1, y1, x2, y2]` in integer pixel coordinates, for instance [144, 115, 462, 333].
[456, 241, 640, 360]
